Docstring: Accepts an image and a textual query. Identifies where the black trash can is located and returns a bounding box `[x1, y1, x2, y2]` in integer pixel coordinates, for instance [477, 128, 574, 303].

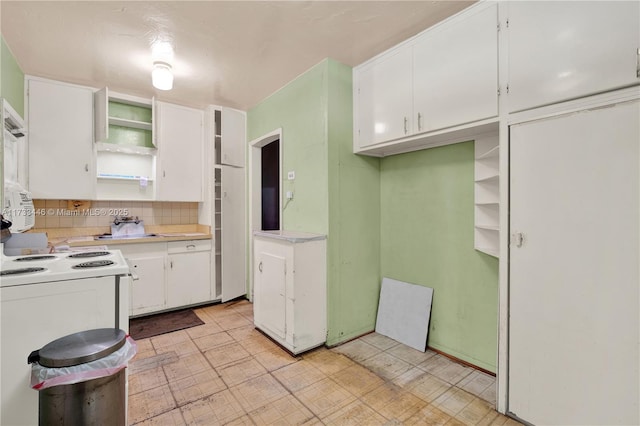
[28, 328, 129, 426]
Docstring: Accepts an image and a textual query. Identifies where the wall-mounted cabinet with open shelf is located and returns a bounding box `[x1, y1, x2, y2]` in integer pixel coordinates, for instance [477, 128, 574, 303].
[94, 88, 156, 200]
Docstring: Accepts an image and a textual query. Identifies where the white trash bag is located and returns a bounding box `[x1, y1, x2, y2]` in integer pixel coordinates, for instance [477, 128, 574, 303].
[31, 336, 137, 390]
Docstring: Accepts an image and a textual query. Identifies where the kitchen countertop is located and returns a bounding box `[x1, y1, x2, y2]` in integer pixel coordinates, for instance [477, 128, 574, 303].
[253, 230, 326, 243]
[29, 224, 212, 249]
[63, 232, 211, 247]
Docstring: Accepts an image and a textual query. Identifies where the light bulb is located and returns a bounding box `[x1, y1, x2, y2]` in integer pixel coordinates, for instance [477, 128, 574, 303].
[152, 62, 173, 91]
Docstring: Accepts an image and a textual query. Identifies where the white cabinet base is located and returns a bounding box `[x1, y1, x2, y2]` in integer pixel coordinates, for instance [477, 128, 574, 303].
[253, 231, 326, 354]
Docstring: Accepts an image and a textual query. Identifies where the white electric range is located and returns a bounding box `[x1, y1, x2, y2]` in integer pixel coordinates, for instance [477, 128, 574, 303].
[1, 250, 130, 286]
[0, 249, 131, 426]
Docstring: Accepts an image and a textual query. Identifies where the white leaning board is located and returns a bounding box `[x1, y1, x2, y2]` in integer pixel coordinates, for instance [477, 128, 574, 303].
[375, 277, 433, 352]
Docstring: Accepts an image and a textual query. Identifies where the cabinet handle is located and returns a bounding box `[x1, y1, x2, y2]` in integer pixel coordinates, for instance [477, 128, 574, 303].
[186, 244, 196, 250]
[417, 113, 422, 132]
[170, 260, 173, 269]
[258, 261, 263, 273]
[163, 171, 166, 178]
[404, 117, 408, 134]
[85, 163, 89, 172]
[511, 232, 525, 248]
[636, 48, 640, 78]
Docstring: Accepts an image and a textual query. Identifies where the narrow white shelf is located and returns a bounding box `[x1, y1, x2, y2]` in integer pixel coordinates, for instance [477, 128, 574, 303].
[477, 144, 499, 159]
[474, 135, 500, 258]
[96, 142, 156, 156]
[475, 174, 499, 183]
[476, 246, 499, 257]
[97, 174, 154, 181]
[475, 224, 500, 231]
[109, 116, 152, 130]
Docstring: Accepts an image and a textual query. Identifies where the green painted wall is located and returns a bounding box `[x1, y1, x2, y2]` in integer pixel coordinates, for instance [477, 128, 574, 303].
[325, 60, 381, 344]
[248, 61, 329, 233]
[380, 141, 498, 372]
[1, 37, 25, 118]
[247, 58, 381, 346]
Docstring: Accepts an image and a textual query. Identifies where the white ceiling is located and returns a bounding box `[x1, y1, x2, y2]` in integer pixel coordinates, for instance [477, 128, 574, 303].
[1, 1, 473, 111]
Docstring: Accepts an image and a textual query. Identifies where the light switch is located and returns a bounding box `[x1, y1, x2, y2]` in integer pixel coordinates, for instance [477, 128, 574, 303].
[287, 171, 295, 180]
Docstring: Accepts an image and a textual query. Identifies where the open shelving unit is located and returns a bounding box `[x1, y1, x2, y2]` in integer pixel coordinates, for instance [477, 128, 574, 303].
[94, 88, 157, 200]
[474, 134, 500, 257]
[213, 166, 223, 298]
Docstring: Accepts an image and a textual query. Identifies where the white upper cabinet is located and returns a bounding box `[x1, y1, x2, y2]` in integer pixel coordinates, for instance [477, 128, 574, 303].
[413, 3, 498, 133]
[27, 77, 95, 199]
[353, 2, 499, 153]
[356, 45, 413, 147]
[156, 101, 204, 201]
[220, 107, 246, 167]
[507, 1, 640, 112]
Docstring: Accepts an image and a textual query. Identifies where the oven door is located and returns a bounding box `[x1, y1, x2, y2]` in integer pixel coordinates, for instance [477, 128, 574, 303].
[0, 276, 118, 426]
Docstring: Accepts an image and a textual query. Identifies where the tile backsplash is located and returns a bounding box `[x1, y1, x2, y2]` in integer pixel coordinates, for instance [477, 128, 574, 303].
[33, 200, 199, 230]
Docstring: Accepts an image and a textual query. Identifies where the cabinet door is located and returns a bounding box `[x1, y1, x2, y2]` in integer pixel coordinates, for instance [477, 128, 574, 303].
[156, 102, 204, 201]
[1, 277, 117, 426]
[509, 101, 639, 425]
[507, 1, 640, 112]
[255, 251, 287, 339]
[129, 255, 166, 316]
[94, 87, 108, 143]
[27, 78, 95, 199]
[413, 4, 498, 132]
[220, 107, 246, 168]
[167, 251, 211, 308]
[356, 45, 413, 147]
[221, 165, 246, 301]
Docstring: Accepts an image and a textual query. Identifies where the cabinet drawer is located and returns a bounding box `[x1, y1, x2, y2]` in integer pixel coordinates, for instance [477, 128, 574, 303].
[167, 239, 212, 254]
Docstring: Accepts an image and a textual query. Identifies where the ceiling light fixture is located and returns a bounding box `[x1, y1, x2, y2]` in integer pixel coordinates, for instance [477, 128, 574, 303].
[152, 61, 173, 91]
[151, 41, 174, 91]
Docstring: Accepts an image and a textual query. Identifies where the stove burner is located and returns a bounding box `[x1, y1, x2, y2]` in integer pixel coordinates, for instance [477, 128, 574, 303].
[67, 251, 110, 259]
[14, 255, 57, 262]
[1, 267, 47, 276]
[72, 260, 115, 269]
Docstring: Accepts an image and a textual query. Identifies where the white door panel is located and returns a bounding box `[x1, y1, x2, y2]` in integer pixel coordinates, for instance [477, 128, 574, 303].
[509, 101, 639, 425]
[221, 166, 246, 301]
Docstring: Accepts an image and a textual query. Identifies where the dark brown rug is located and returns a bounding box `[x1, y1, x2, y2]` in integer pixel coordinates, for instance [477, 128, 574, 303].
[129, 308, 204, 340]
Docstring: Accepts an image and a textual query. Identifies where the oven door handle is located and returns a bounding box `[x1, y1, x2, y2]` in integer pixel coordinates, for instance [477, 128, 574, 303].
[125, 259, 139, 281]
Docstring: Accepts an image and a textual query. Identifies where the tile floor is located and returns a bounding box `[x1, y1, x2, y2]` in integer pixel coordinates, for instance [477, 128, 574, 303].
[128, 300, 521, 425]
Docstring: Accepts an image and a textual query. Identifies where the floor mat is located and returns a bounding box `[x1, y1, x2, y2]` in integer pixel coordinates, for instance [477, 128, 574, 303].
[129, 308, 204, 340]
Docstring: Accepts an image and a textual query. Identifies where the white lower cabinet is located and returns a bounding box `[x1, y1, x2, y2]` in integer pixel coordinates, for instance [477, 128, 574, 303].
[129, 255, 166, 316]
[167, 240, 212, 308]
[117, 240, 212, 316]
[119, 242, 167, 317]
[253, 232, 326, 354]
